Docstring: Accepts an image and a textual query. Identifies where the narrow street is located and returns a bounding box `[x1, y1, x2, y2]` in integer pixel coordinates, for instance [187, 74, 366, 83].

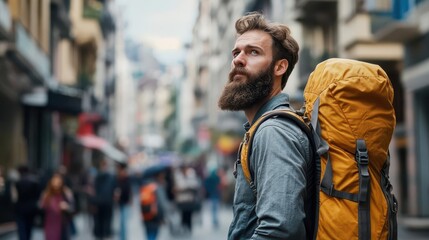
[3, 194, 233, 240]
[111, 195, 234, 240]
[3, 194, 429, 239]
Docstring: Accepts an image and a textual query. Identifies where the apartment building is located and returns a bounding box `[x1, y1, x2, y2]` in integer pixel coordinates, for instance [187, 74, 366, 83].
[390, 0, 429, 220]
[296, 0, 429, 225]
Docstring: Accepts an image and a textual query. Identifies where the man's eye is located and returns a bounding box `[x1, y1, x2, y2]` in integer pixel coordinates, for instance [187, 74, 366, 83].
[251, 50, 258, 55]
[232, 52, 239, 58]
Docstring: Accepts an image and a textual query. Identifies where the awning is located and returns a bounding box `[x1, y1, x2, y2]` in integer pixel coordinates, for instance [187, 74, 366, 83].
[21, 85, 83, 114]
[77, 134, 127, 163]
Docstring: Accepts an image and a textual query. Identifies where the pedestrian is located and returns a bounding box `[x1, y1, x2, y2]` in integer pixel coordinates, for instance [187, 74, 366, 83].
[57, 165, 77, 236]
[39, 172, 74, 240]
[140, 170, 168, 240]
[90, 159, 117, 240]
[0, 166, 15, 225]
[203, 167, 222, 229]
[12, 166, 42, 240]
[218, 12, 313, 239]
[115, 163, 132, 240]
[173, 165, 201, 235]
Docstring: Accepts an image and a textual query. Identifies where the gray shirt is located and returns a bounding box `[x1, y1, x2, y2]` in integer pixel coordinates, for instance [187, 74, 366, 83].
[228, 93, 311, 240]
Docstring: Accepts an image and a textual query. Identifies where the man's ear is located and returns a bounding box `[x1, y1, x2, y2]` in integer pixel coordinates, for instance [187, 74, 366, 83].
[274, 59, 288, 77]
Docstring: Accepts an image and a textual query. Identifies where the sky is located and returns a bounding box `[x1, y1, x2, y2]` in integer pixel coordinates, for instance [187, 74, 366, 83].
[116, 0, 199, 65]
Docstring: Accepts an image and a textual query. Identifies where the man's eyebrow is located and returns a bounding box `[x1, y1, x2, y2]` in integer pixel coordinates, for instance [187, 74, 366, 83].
[232, 44, 263, 53]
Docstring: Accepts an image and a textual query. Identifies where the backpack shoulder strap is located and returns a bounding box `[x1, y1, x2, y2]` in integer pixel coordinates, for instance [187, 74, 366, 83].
[239, 109, 314, 189]
[238, 108, 320, 240]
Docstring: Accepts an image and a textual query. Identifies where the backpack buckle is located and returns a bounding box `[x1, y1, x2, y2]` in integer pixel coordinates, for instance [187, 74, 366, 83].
[355, 140, 369, 165]
[356, 149, 369, 165]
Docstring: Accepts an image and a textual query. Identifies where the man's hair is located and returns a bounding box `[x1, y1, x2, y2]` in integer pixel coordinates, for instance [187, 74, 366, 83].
[235, 12, 299, 89]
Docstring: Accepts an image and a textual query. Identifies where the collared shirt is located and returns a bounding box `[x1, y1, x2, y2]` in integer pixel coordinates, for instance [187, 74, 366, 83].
[228, 93, 311, 240]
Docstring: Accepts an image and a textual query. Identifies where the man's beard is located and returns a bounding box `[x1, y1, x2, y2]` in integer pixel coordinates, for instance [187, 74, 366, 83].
[218, 62, 274, 111]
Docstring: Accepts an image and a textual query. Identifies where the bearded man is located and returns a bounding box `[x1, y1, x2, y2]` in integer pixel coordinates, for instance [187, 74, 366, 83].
[218, 12, 314, 239]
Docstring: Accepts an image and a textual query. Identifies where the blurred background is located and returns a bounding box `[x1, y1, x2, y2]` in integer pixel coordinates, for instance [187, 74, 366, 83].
[0, 0, 429, 239]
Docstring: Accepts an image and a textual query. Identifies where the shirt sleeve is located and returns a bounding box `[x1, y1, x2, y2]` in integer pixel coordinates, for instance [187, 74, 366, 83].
[250, 119, 309, 240]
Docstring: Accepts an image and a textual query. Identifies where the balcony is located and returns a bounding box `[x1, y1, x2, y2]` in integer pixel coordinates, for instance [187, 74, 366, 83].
[341, 11, 403, 61]
[299, 47, 334, 87]
[51, 0, 72, 38]
[404, 32, 429, 68]
[100, 7, 115, 37]
[295, 0, 337, 25]
[71, 0, 103, 47]
[370, 11, 419, 43]
[7, 23, 50, 84]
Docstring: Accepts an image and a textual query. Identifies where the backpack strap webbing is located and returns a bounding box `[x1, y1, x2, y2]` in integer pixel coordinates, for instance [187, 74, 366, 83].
[238, 109, 320, 240]
[320, 139, 371, 240]
[356, 139, 371, 240]
[241, 109, 314, 186]
[320, 154, 359, 202]
[313, 94, 371, 240]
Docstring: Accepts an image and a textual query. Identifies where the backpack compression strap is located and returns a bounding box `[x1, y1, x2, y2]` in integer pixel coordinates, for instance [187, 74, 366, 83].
[313, 96, 371, 240]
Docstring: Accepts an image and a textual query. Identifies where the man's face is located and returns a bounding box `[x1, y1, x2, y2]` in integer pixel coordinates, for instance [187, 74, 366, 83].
[218, 30, 275, 111]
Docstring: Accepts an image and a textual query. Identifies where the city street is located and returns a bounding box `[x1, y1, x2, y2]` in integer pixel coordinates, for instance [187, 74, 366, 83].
[3, 194, 429, 239]
[2, 1, 429, 239]
[3, 195, 233, 240]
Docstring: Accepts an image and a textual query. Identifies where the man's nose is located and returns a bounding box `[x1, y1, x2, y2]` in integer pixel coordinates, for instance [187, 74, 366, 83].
[233, 52, 246, 67]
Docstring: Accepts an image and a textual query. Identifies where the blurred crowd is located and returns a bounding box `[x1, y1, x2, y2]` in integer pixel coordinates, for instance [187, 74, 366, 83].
[0, 157, 231, 240]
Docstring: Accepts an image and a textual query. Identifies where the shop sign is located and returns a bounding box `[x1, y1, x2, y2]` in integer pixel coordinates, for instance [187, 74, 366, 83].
[0, 1, 11, 33]
[15, 23, 50, 81]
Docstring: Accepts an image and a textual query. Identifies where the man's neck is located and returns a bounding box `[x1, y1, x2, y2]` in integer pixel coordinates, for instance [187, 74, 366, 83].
[244, 91, 280, 124]
[244, 103, 264, 125]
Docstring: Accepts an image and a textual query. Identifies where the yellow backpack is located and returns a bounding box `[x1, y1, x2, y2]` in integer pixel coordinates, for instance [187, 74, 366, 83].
[239, 58, 398, 240]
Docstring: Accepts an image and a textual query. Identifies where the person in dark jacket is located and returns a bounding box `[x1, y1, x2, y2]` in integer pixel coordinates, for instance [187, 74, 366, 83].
[13, 166, 42, 240]
[116, 163, 132, 240]
[91, 159, 116, 240]
[204, 167, 222, 229]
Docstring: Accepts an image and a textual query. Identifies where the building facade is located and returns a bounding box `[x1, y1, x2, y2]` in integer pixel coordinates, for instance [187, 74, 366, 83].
[394, 0, 429, 220]
[0, 0, 121, 229]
